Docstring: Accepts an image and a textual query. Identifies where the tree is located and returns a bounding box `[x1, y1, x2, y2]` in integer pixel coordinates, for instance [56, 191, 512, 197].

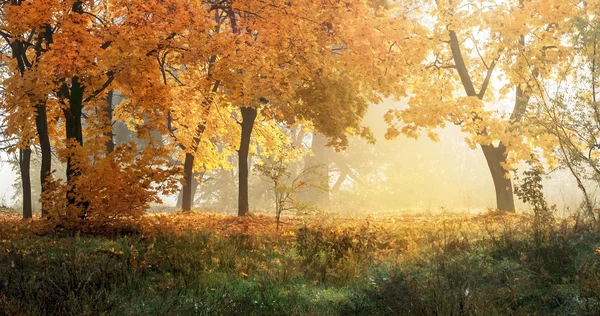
[385, 0, 577, 212]
[161, 0, 426, 216]
[0, 0, 425, 222]
[300, 132, 331, 209]
[256, 147, 325, 230]
[0, 0, 54, 217]
[0, 0, 200, 224]
[527, 4, 600, 217]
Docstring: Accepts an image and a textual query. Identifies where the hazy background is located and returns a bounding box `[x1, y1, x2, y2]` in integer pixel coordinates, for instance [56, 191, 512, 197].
[0, 98, 592, 215]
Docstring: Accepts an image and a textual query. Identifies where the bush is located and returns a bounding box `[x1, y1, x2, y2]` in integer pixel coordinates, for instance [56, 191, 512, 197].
[44, 141, 179, 232]
[295, 224, 376, 283]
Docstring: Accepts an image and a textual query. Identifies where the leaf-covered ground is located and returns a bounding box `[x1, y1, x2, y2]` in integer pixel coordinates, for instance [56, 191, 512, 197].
[1, 210, 599, 315]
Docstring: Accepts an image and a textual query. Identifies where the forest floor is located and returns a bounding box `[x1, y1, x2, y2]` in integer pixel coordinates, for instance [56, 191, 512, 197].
[1, 209, 600, 315]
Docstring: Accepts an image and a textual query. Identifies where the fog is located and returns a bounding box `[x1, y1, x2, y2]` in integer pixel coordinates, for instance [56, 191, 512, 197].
[0, 158, 16, 206]
[337, 99, 588, 215]
[0, 99, 591, 215]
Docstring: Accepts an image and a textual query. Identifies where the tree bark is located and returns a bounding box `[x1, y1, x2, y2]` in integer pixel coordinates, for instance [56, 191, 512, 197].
[60, 77, 87, 216]
[19, 147, 32, 219]
[177, 172, 201, 209]
[63, 78, 84, 182]
[105, 90, 114, 154]
[181, 153, 195, 212]
[238, 107, 257, 216]
[481, 144, 515, 212]
[35, 103, 51, 217]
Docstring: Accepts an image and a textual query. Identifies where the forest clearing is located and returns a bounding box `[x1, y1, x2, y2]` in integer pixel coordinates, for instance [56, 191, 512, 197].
[2, 0, 600, 314]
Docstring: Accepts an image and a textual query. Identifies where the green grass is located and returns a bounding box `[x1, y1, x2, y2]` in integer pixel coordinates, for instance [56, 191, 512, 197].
[1, 213, 600, 315]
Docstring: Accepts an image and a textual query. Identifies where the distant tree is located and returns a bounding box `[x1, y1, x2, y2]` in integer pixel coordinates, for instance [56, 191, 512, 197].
[385, 0, 578, 212]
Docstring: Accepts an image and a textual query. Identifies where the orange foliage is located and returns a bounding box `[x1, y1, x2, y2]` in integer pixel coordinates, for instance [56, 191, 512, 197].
[42, 142, 179, 230]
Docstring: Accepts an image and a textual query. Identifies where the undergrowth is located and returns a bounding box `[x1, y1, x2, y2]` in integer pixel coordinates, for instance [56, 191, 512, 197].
[0, 211, 599, 315]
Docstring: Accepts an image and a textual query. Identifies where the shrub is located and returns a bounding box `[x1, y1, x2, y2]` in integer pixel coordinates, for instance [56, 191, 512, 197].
[43, 141, 179, 232]
[295, 224, 376, 282]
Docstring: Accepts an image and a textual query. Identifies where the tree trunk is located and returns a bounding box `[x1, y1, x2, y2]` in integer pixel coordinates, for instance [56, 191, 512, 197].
[448, 30, 522, 213]
[19, 147, 32, 219]
[238, 107, 257, 216]
[105, 90, 114, 154]
[61, 77, 86, 216]
[481, 143, 516, 212]
[62, 78, 85, 181]
[181, 121, 206, 211]
[304, 132, 330, 208]
[35, 103, 51, 217]
[177, 172, 202, 209]
[289, 128, 305, 181]
[181, 153, 195, 212]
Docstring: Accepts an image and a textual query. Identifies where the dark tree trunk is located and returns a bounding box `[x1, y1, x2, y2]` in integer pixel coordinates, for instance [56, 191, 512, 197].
[181, 153, 195, 212]
[61, 77, 86, 216]
[179, 80, 218, 211]
[19, 147, 32, 219]
[238, 107, 257, 216]
[481, 143, 515, 212]
[177, 172, 201, 209]
[35, 103, 51, 217]
[181, 122, 206, 211]
[105, 90, 114, 154]
[62, 77, 85, 181]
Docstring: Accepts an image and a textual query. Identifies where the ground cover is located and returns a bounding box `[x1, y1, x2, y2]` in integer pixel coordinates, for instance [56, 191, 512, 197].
[1, 210, 599, 315]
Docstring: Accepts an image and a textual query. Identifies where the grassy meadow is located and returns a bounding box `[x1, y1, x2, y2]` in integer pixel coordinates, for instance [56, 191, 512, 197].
[1, 209, 600, 315]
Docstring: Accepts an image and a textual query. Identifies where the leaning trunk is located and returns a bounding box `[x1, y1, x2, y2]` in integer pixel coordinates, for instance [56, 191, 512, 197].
[20, 147, 32, 219]
[35, 103, 51, 217]
[481, 143, 516, 212]
[238, 107, 257, 216]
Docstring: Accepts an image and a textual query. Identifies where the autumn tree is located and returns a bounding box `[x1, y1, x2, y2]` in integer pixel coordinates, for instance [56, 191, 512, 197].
[190, 0, 426, 216]
[1, 0, 425, 221]
[527, 4, 600, 217]
[0, 0, 205, 224]
[0, 0, 56, 218]
[385, 0, 577, 212]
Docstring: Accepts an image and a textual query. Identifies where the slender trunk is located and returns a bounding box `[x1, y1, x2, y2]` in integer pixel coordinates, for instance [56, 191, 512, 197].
[181, 153, 195, 212]
[35, 103, 51, 217]
[481, 143, 516, 212]
[238, 107, 257, 216]
[181, 122, 206, 211]
[179, 79, 219, 211]
[20, 147, 32, 219]
[105, 90, 114, 154]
